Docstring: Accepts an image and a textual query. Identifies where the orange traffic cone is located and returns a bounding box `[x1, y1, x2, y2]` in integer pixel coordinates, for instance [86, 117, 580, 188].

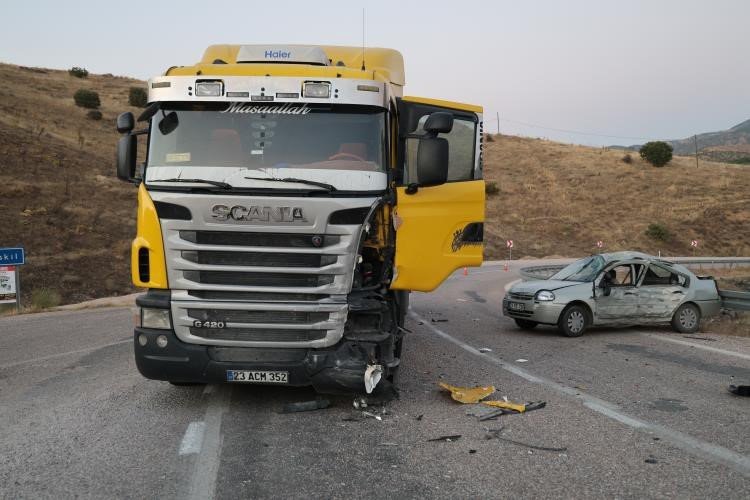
[463, 267, 468, 276]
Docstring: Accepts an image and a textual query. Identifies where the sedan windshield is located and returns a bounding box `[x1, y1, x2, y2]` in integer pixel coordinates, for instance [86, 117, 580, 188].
[550, 255, 606, 282]
[147, 103, 386, 172]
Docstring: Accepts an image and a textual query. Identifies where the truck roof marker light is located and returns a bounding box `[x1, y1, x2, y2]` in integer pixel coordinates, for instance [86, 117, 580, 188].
[226, 91, 249, 98]
[276, 92, 300, 99]
[251, 95, 274, 102]
[303, 82, 331, 99]
[151, 81, 171, 89]
[195, 80, 224, 97]
[357, 84, 380, 93]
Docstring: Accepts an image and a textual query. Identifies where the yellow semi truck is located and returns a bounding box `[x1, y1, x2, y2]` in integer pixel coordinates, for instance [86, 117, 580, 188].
[115, 44, 484, 394]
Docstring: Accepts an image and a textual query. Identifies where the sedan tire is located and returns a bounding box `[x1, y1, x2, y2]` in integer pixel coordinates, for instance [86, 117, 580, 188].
[514, 319, 538, 330]
[671, 303, 701, 333]
[558, 305, 589, 337]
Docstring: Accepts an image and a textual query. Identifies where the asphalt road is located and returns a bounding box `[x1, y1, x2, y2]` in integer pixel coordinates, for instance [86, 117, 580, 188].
[1, 262, 749, 499]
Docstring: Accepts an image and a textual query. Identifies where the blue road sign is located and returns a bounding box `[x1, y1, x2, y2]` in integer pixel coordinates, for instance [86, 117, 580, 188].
[0, 247, 25, 265]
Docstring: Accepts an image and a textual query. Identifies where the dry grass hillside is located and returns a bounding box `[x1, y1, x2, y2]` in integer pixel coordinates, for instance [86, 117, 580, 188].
[482, 134, 750, 260]
[0, 63, 143, 306]
[1, 61, 749, 307]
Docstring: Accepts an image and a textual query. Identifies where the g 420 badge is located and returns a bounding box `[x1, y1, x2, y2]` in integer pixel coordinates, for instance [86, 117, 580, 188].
[193, 320, 226, 329]
[451, 223, 484, 252]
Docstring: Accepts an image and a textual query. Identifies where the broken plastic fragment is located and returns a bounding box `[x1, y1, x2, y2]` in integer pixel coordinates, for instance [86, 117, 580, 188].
[482, 400, 527, 413]
[364, 364, 383, 394]
[515, 359, 528, 363]
[427, 435, 462, 442]
[478, 347, 492, 353]
[438, 382, 496, 404]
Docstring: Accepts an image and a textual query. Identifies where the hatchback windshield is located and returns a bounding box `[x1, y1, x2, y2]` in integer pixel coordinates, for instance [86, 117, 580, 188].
[550, 255, 606, 282]
[147, 103, 386, 172]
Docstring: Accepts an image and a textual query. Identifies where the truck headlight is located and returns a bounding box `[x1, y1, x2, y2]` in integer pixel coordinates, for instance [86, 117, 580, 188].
[303, 81, 331, 98]
[535, 290, 555, 302]
[140, 307, 172, 329]
[195, 80, 224, 97]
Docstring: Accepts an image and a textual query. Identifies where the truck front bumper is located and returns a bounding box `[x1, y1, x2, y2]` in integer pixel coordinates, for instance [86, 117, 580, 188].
[135, 327, 374, 394]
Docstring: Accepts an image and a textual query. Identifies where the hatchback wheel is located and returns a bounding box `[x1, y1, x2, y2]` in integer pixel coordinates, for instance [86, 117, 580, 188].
[671, 303, 701, 333]
[558, 305, 589, 337]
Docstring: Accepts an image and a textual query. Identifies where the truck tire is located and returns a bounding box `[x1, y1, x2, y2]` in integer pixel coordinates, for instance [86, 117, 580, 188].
[671, 303, 701, 333]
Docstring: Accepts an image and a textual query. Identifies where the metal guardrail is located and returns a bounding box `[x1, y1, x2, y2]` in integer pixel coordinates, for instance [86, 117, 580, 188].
[518, 261, 750, 312]
[719, 290, 750, 312]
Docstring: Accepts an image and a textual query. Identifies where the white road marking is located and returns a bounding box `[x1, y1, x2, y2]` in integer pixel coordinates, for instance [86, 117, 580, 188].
[0, 339, 131, 369]
[411, 311, 750, 478]
[185, 386, 232, 500]
[179, 422, 206, 455]
[645, 334, 750, 361]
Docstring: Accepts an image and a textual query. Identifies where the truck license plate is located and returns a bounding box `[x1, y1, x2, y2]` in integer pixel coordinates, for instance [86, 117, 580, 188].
[226, 370, 289, 384]
[509, 302, 525, 311]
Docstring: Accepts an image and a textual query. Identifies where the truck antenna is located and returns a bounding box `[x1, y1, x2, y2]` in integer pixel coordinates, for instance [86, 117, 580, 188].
[361, 8, 366, 71]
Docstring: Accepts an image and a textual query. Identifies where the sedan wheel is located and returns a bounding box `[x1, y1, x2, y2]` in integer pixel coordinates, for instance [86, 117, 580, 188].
[558, 305, 589, 337]
[671, 303, 701, 333]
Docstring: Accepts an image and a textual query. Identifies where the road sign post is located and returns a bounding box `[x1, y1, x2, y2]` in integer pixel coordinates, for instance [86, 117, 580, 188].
[0, 248, 25, 312]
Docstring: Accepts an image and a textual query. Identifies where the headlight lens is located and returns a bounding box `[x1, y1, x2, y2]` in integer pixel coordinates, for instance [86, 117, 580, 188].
[141, 307, 172, 329]
[536, 290, 555, 302]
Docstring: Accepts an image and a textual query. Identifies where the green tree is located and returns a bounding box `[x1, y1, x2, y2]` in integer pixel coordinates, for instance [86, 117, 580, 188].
[73, 89, 101, 109]
[128, 87, 148, 108]
[639, 141, 673, 167]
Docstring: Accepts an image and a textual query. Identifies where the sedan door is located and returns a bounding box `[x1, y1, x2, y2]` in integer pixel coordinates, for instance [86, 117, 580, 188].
[594, 263, 643, 322]
[638, 264, 688, 320]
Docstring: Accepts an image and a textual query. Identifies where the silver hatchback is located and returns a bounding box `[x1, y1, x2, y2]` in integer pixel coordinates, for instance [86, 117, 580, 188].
[503, 252, 721, 337]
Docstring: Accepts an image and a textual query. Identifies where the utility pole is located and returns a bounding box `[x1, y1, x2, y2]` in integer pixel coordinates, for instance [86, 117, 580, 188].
[496, 112, 500, 135]
[694, 135, 699, 168]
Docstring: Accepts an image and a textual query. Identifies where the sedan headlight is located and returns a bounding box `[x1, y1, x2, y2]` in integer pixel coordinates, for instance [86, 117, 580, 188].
[535, 290, 555, 302]
[140, 307, 172, 330]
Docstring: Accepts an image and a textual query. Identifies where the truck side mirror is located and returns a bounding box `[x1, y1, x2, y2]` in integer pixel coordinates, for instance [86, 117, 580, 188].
[416, 137, 449, 187]
[117, 112, 135, 134]
[117, 135, 137, 182]
[423, 112, 453, 134]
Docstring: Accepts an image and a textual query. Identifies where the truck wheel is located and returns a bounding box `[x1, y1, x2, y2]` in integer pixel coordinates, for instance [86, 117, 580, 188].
[514, 319, 538, 330]
[558, 305, 589, 337]
[671, 303, 701, 333]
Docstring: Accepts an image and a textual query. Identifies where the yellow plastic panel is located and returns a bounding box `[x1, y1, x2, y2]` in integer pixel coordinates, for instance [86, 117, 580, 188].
[131, 184, 168, 288]
[402, 96, 483, 114]
[439, 382, 496, 404]
[391, 180, 485, 291]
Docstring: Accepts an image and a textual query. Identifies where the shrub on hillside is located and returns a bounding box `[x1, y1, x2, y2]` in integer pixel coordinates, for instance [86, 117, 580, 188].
[485, 181, 499, 196]
[128, 87, 148, 108]
[86, 110, 103, 120]
[31, 288, 61, 309]
[639, 141, 673, 167]
[68, 66, 89, 78]
[73, 89, 101, 109]
[645, 223, 670, 241]
[621, 153, 633, 164]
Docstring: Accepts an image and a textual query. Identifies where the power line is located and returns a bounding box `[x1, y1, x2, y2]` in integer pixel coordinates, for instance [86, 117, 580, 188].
[484, 116, 654, 142]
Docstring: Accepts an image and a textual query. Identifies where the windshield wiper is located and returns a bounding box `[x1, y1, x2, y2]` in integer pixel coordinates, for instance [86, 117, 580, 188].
[244, 176, 337, 192]
[149, 178, 233, 190]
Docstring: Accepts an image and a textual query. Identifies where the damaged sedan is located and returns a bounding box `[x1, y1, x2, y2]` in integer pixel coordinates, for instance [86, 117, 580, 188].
[503, 252, 721, 337]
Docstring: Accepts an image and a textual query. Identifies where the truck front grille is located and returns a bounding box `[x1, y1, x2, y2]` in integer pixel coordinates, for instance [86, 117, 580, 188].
[189, 328, 328, 342]
[182, 250, 336, 268]
[187, 308, 329, 324]
[180, 230, 339, 248]
[183, 270, 334, 287]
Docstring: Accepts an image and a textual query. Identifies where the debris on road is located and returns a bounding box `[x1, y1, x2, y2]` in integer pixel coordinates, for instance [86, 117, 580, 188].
[482, 400, 546, 414]
[515, 359, 528, 363]
[427, 435, 462, 442]
[729, 384, 750, 396]
[281, 399, 331, 413]
[682, 336, 717, 342]
[478, 347, 492, 353]
[431, 318, 449, 323]
[439, 382, 496, 403]
[362, 411, 383, 421]
[484, 427, 566, 452]
[364, 364, 383, 394]
[415, 414, 424, 421]
[353, 397, 368, 409]
[644, 456, 658, 464]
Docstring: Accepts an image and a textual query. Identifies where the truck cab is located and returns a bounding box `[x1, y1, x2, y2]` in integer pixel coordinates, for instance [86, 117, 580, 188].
[116, 44, 484, 394]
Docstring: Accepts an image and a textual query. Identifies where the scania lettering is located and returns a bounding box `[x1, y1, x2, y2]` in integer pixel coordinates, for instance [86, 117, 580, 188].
[116, 44, 485, 394]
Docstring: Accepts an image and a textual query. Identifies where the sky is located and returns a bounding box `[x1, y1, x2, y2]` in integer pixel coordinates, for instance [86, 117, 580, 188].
[1, 0, 748, 146]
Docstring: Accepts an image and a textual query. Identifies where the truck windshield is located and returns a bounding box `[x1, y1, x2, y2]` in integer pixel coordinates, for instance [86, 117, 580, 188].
[147, 103, 386, 173]
[549, 255, 606, 282]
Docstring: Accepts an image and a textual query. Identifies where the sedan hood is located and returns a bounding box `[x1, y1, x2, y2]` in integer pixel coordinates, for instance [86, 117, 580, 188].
[511, 280, 585, 294]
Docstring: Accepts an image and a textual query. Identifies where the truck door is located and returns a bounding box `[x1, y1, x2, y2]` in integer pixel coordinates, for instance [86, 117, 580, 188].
[391, 97, 485, 292]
